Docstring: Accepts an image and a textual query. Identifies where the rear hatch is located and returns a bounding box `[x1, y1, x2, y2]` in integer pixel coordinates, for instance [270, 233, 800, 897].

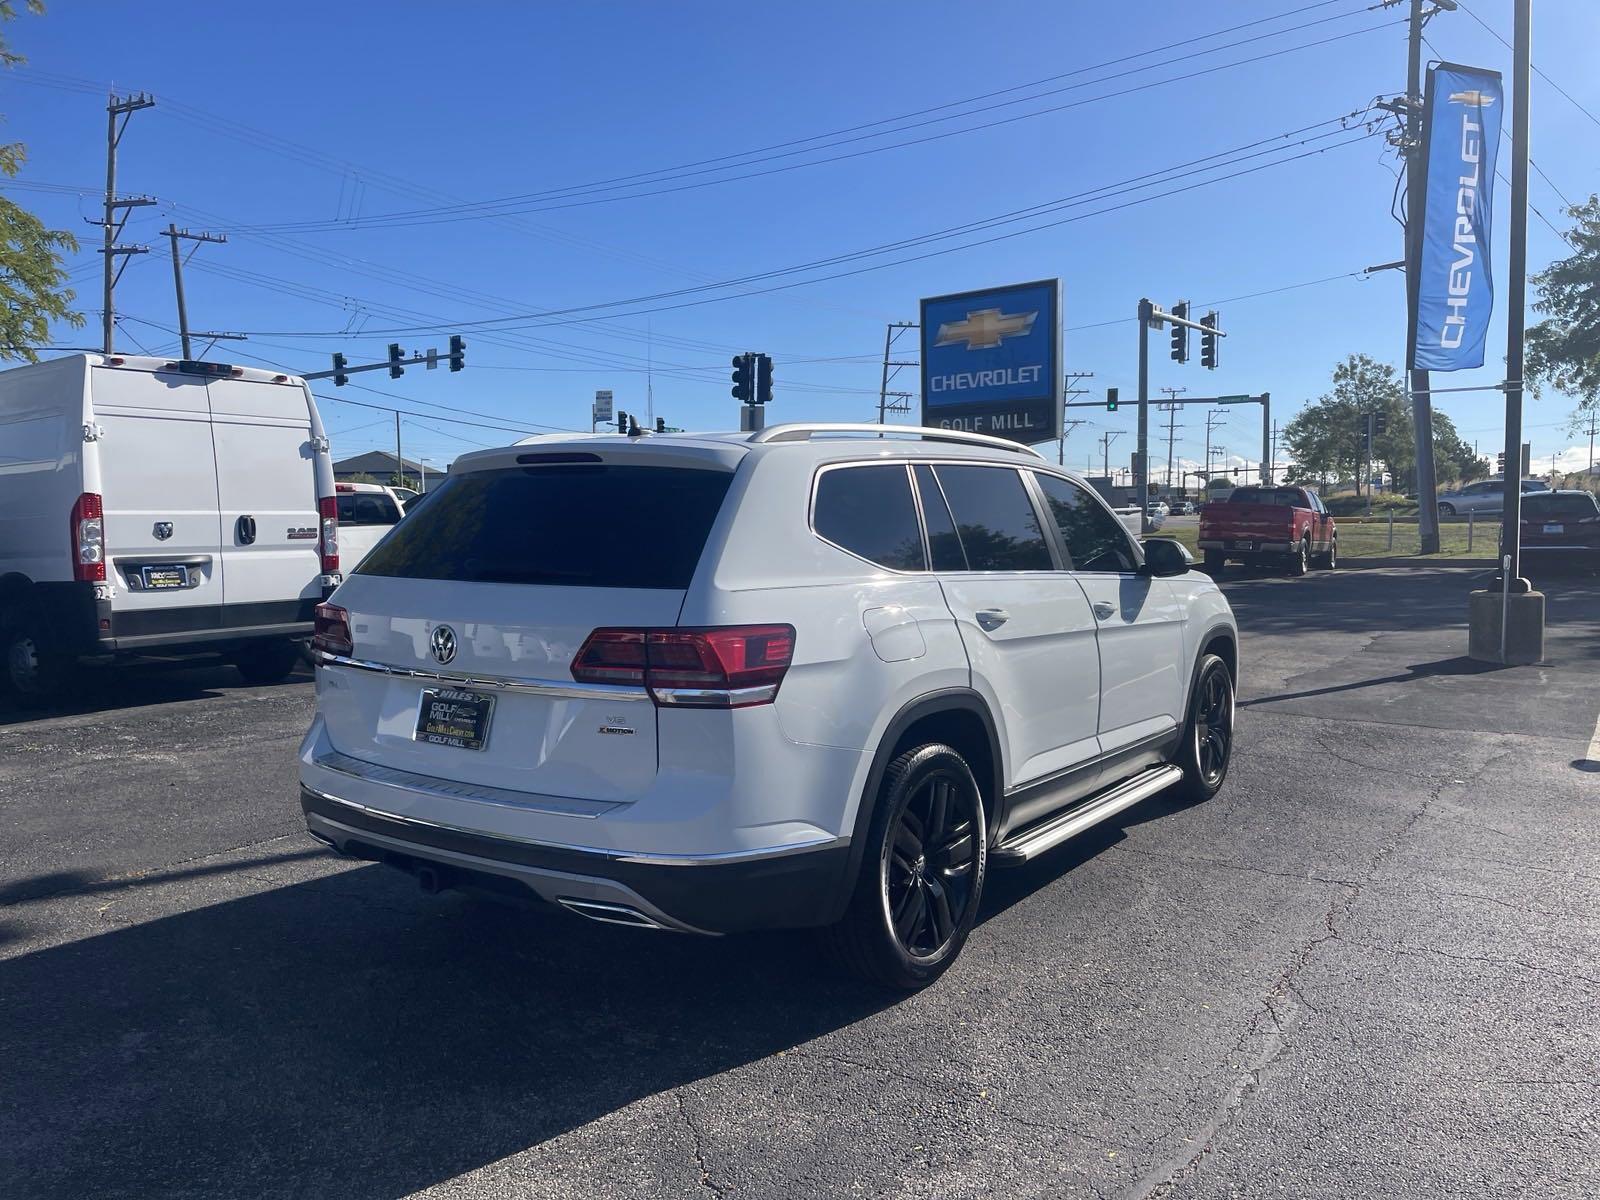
[1521, 495, 1600, 547]
[318, 453, 737, 802]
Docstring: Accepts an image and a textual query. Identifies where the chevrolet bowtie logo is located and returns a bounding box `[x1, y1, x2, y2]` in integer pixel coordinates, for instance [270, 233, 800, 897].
[1448, 90, 1496, 108]
[935, 307, 1038, 351]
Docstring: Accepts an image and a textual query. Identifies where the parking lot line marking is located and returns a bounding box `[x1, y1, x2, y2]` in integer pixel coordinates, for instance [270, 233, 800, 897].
[1587, 710, 1600, 768]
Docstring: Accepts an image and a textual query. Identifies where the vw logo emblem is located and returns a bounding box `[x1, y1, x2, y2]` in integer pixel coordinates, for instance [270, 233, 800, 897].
[429, 625, 458, 666]
[153, 521, 174, 541]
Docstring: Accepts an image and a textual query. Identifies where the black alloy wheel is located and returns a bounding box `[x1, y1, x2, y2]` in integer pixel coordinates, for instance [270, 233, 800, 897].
[1288, 537, 1309, 576]
[827, 743, 988, 990]
[1174, 653, 1234, 803]
[884, 770, 980, 959]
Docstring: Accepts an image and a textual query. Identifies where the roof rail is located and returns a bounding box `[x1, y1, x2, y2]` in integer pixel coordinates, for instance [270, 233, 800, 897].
[749, 422, 1043, 459]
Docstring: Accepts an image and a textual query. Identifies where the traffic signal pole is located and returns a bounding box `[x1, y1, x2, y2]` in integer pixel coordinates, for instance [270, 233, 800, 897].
[1136, 299, 1152, 531]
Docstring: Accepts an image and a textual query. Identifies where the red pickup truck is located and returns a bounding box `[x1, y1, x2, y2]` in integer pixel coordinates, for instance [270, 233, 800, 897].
[1198, 485, 1337, 575]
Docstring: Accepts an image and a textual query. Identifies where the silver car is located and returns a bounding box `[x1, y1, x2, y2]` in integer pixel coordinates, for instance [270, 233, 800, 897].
[1437, 479, 1548, 517]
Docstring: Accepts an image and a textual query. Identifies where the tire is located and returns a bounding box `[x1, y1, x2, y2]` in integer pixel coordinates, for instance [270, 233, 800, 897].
[1438, 503, 1456, 518]
[826, 743, 988, 991]
[1287, 536, 1309, 577]
[1173, 654, 1235, 804]
[233, 639, 303, 686]
[3, 618, 75, 705]
[1203, 550, 1226, 574]
[1314, 537, 1338, 570]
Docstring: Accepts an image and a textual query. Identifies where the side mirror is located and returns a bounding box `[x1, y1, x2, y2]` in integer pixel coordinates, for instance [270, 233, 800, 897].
[1140, 537, 1192, 578]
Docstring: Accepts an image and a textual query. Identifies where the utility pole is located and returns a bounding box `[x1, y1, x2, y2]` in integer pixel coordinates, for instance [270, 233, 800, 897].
[1203, 410, 1224, 489]
[1160, 387, 1186, 490]
[1061, 371, 1093, 464]
[877, 321, 917, 424]
[98, 91, 156, 354]
[394, 412, 405, 491]
[1100, 430, 1123, 481]
[1584, 411, 1598, 476]
[163, 225, 227, 359]
[1270, 420, 1281, 485]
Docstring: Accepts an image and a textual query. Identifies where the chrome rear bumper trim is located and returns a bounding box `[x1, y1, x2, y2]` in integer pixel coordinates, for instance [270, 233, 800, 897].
[315, 652, 646, 702]
[311, 748, 619, 819]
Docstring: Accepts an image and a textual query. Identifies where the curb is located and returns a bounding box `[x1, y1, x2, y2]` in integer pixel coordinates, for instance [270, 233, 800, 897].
[1333, 558, 1499, 569]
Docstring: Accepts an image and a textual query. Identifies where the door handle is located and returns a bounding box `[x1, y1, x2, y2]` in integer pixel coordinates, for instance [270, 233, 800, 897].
[236, 515, 257, 545]
[1092, 601, 1115, 620]
[974, 608, 1009, 632]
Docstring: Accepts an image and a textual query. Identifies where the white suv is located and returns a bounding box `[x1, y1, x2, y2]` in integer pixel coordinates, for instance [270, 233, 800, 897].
[299, 424, 1237, 989]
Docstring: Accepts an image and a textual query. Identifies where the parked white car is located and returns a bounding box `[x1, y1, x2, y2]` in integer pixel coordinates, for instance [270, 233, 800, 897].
[300, 424, 1238, 989]
[332, 482, 405, 570]
[0, 353, 341, 698]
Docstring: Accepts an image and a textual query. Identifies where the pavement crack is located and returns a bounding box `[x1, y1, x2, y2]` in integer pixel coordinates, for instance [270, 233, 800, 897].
[1343, 938, 1600, 991]
[673, 1090, 727, 1199]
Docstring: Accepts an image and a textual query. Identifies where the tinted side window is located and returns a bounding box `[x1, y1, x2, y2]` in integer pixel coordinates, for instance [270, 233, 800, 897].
[813, 464, 925, 571]
[932, 465, 1053, 571]
[913, 464, 968, 571]
[1035, 473, 1139, 573]
[337, 494, 400, 526]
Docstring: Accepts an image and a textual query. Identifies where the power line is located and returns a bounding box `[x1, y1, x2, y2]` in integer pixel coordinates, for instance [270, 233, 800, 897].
[238, 124, 1386, 339]
[1454, 0, 1600, 130]
[226, 15, 1404, 234]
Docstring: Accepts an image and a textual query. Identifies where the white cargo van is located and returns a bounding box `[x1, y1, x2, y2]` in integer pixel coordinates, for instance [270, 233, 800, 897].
[0, 353, 341, 698]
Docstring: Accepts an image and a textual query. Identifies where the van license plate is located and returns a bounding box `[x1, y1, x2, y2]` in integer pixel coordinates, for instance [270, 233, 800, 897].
[142, 566, 188, 589]
[414, 687, 494, 751]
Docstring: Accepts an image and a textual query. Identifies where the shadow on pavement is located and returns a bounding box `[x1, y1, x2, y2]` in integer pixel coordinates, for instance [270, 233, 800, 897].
[0, 865, 895, 1199]
[0, 660, 312, 727]
[1238, 654, 1502, 708]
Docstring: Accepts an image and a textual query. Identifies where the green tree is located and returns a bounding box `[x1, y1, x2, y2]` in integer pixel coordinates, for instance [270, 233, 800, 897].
[1280, 354, 1487, 492]
[1527, 197, 1600, 420]
[0, 1, 81, 362]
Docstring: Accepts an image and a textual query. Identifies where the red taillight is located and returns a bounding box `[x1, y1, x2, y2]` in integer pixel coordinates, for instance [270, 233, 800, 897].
[571, 625, 796, 707]
[318, 496, 339, 573]
[70, 492, 105, 583]
[312, 603, 352, 658]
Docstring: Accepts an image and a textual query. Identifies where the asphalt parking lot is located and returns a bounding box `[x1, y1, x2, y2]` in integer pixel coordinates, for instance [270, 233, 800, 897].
[2, 567, 1596, 1199]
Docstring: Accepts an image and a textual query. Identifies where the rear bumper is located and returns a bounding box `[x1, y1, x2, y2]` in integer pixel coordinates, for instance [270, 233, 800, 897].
[301, 785, 852, 935]
[1198, 539, 1293, 554]
[100, 599, 316, 652]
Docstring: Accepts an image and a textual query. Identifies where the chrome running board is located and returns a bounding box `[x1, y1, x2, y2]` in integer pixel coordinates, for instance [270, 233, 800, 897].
[993, 765, 1183, 865]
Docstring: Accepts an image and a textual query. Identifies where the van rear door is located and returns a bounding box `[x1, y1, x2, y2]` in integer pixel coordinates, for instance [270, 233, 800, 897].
[89, 364, 225, 621]
[208, 378, 322, 621]
[317, 458, 735, 802]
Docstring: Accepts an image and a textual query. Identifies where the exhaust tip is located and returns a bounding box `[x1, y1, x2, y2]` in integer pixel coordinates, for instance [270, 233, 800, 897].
[557, 897, 666, 930]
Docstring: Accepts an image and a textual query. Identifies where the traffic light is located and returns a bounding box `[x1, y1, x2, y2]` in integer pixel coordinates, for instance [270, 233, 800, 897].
[331, 351, 348, 387]
[387, 343, 405, 380]
[755, 354, 774, 405]
[1169, 301, 1189, 363]
[730, 353, 753, 403]
[448, 334, 465, 372]
[1496, 451, 1506, 473]
[616, 410, 629, 435]
[1199, 312, 1219, 370]
[1106, 387, 1119, 412]
[655, 416, 666, 433]
[1373, 410, 1388, 436]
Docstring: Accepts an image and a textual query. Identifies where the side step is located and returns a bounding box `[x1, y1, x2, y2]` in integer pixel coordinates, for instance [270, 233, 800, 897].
[992, 764, 1183, 865]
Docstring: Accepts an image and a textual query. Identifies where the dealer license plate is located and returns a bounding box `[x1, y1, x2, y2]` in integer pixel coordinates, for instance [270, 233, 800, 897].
[142, 566, 188, 589]
[414, 687, 495, 751]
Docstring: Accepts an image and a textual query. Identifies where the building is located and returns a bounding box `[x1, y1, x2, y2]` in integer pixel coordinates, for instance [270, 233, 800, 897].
[332, 451, 430, 490]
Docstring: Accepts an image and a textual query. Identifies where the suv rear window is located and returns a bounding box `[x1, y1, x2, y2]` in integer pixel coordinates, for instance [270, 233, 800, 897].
[355, 465, 732, 588]
[336, 493, 401, 526]
[1523, 493, 1599, 518]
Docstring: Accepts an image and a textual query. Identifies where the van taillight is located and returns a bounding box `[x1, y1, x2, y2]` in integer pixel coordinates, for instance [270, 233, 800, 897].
[312, 603, 352, 658]
[71, 492, 105, 583]
[318, 496, 339, 573]
[570, 625, 795, 707]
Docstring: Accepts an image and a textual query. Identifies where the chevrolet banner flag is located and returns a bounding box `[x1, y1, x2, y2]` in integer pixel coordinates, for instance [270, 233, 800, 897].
[1411, 63, 1504, 372]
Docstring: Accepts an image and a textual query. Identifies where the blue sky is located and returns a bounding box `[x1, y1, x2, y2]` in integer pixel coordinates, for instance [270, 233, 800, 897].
[7, 0, 1598, 479]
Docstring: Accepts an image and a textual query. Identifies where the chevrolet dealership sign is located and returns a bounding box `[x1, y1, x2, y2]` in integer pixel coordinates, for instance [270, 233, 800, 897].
[921, 279, 1061, 444]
